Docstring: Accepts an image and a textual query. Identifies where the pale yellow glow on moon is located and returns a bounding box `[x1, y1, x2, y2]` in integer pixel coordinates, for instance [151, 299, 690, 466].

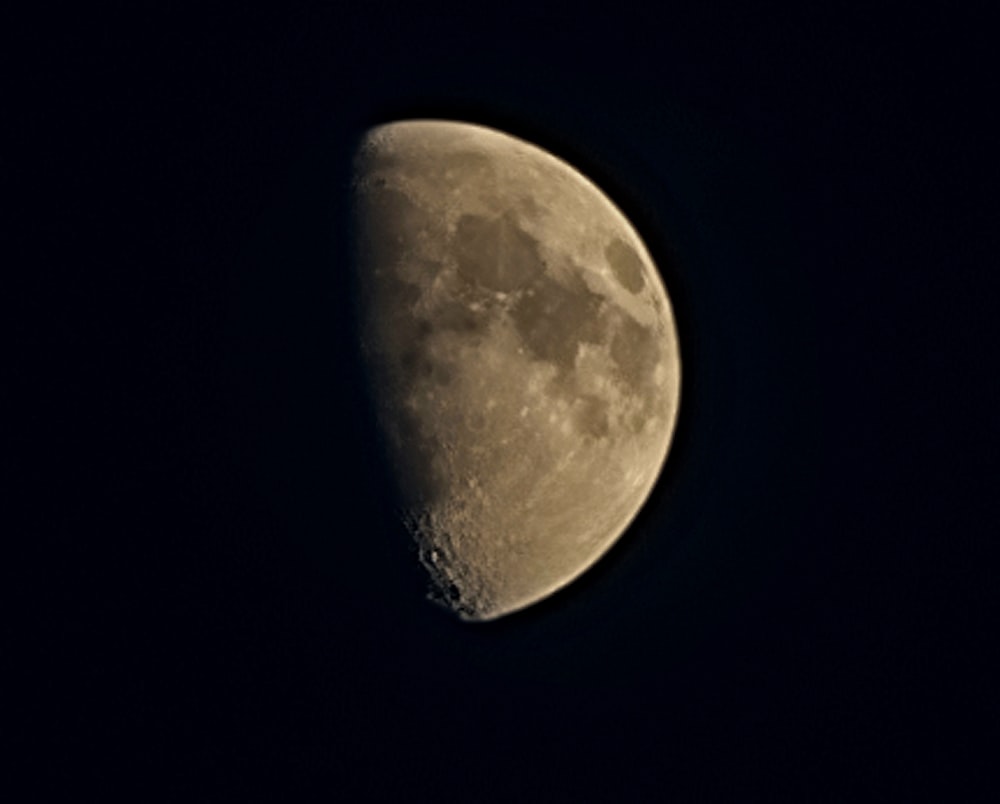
[352, 119, 681, 621]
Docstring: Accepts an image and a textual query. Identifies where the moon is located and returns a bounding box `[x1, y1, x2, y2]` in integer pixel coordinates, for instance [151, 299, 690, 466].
[351, 120, 681, 621]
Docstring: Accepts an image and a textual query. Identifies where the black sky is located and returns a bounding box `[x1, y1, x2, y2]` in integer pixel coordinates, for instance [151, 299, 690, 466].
[12, 2, 996, 799]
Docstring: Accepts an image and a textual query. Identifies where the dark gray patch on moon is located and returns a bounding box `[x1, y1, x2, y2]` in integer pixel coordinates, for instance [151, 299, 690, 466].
[610, 315, 661, 390]
[434, 299, 488, 336]
[453, 212, 545, 292]
[607, 314, 664, 432]
[574, 394, 611, 439]
[510, 273, 605, 372]
[605, 237, 646, 294]
[398, 346, 454, 387]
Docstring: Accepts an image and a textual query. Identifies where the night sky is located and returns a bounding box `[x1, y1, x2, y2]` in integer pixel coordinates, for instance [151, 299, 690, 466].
[13, 2, 995, 799]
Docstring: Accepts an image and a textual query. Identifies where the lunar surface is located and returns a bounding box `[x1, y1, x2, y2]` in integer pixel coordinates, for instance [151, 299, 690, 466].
[351, 120, 681, 621]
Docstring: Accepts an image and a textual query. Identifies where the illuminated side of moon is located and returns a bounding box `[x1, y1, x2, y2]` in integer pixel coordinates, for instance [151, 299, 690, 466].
[352, 119, 681, 621]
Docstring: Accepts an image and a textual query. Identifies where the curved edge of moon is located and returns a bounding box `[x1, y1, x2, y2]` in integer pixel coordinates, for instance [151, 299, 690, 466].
[352, 119, 681, 621]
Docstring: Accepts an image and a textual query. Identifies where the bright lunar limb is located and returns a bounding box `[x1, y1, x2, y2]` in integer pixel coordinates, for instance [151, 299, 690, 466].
[351, 119, 681, 621]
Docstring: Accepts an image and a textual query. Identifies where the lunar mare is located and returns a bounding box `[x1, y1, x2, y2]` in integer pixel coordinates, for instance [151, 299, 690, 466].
[351, 120, 680, 621]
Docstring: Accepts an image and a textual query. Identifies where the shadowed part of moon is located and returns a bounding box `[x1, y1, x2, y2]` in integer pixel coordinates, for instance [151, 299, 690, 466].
[352, 119, 681, 621]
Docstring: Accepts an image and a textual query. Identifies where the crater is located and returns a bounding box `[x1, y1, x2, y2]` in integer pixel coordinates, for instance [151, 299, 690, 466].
[604, 237, 646, 294]
[453, 212, 545, 292]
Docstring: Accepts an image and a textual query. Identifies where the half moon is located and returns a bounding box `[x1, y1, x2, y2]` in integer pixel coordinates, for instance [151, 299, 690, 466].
[351, 119, 681, 621]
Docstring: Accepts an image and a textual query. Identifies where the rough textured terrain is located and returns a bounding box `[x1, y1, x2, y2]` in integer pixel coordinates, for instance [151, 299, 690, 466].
[352, 120, 680, 620]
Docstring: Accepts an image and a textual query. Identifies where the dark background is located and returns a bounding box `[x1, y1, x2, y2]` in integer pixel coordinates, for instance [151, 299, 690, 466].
[12, 2, 996, 799]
